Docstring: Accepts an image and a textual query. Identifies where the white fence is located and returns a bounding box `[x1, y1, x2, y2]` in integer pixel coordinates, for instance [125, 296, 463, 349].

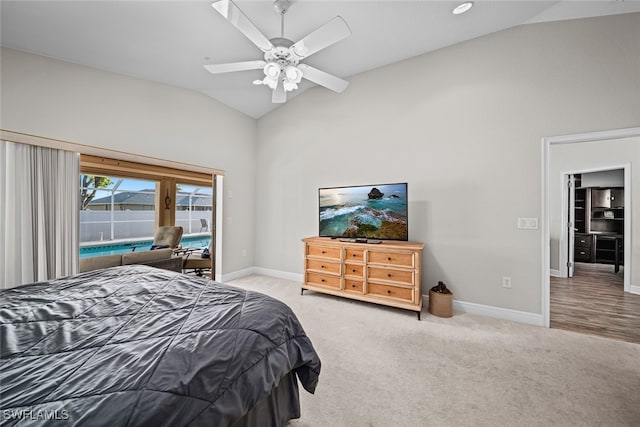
[80, 211, 211, 243]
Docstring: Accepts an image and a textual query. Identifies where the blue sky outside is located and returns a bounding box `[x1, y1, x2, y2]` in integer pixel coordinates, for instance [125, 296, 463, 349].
[81, 175, 212, 195]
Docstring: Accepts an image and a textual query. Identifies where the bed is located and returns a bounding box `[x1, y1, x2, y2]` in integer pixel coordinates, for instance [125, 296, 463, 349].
[0, 265, 321, 426]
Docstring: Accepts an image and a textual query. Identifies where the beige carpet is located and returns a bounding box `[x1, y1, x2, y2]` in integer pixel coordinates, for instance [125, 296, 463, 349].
[227, 275, 640, 427]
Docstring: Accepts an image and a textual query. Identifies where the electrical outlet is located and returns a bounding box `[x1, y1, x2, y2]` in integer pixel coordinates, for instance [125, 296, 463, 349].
[502, 276, 512, 288]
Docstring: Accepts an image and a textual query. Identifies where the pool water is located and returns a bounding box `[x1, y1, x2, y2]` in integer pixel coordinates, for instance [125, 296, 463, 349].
[80, 235, 211, 258]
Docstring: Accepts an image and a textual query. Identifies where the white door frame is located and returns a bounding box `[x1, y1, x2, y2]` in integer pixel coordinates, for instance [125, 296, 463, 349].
[566, 174, 575, 278]
[214, 174, 224, 283]
[541, 126, 640, 328]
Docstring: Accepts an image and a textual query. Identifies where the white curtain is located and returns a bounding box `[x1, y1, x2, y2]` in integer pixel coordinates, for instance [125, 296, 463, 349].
[1, 141, 80, 289]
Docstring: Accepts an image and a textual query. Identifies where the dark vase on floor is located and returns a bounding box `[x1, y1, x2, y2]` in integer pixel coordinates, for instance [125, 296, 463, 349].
[428, 281, 453, 318]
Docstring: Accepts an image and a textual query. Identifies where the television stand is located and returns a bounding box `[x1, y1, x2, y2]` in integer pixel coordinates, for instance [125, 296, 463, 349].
[338, 238, 382, 244]
[302, 237, 424, 319]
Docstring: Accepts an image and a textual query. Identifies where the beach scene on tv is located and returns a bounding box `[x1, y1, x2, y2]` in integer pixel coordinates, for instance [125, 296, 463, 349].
[319, 184, 408, 240]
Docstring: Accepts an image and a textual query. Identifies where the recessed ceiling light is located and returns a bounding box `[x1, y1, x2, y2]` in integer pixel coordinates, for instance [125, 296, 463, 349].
[453, 2, 474, 15]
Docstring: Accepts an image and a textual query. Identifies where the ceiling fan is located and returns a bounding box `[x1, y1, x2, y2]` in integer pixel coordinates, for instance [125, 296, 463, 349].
[204, 0, 351, 104]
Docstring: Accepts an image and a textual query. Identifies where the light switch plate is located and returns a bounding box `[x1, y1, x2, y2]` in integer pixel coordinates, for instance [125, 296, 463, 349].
[517, 217, 539, 230]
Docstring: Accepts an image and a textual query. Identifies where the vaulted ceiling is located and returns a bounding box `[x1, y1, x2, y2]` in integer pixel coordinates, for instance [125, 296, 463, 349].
[2, 1, 639, 118]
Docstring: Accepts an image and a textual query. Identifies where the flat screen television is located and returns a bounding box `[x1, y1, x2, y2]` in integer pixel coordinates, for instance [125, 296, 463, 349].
[319, 183, 408, 241]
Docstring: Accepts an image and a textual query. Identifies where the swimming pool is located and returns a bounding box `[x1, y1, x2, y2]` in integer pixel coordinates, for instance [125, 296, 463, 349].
[80, 235, 211, 258]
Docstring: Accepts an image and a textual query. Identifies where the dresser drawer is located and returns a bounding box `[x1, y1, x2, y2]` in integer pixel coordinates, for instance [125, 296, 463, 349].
[307, 244, 341, 260]
[344, 279, 363, 293]
[345, 249, 364, 262]
[368, 266, 414, 285]
[306, 272, 341, 289]
[575, 234, 592, 248]
[575, 248, 592, 262]
[367, 283, 413, 302]
[302, 237, 424, 318]
[307, 259, 341, 275]
[369, 251, 414, 267]
[344, 264, 363, 277]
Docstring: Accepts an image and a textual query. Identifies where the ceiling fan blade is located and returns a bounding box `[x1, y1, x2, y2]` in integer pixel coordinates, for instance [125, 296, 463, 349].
[212, 0, 274, 53]
[272, 79, 286, 103]
[290, 16, 351, 59]
[298, 64, 349, 93]
[203, 60, 266, 74]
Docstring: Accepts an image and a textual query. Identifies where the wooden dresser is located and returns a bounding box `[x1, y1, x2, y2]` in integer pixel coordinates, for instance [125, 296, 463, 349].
[301, 237, 424, 319]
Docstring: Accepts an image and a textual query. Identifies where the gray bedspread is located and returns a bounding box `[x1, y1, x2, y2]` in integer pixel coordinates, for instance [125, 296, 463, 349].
[0, 265, 321, 426]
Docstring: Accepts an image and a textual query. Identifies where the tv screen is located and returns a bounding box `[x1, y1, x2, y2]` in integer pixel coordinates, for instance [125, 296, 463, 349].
[319, 183, 408, 241]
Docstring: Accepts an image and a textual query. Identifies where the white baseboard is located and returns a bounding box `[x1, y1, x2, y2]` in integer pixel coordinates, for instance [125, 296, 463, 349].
[629, 284, 640, 295]
[445, 298, 545, 326]
[252, 267, 303, 283]
[549, 269, 562, 277]
[221, 267, 303, 283]
[221, 267, 256, 282]
[226, 266, 545, 327]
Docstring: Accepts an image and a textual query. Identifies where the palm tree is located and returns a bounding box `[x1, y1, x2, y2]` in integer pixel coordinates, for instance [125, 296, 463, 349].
[80, 175, 112, 210]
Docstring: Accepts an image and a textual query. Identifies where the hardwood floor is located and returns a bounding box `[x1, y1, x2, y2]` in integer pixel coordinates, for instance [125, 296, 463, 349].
[550, 263, 640, 344]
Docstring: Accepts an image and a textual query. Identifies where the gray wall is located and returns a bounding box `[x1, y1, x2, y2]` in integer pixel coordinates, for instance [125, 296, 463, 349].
[2, 13, 639, 316]
[0, 47, 257, 275]
[255, 13, 640, 314]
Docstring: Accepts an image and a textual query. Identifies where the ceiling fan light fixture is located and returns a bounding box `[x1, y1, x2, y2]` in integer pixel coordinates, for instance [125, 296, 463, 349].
[283, 80, 298, 92]
[263, 62, 281, 79]
[263, 76, 278, 89]
[453, 2, 474, 15]
[284, 65, 302, 83]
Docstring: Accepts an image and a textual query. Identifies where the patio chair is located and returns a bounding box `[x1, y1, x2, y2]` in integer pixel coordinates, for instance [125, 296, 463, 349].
[182, 239, 213, 277]
[150, 226, 183, 250]
[200, 218, 209, 232]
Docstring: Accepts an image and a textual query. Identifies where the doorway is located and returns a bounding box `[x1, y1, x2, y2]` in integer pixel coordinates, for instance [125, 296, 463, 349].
[560, 168, 627, 283]
[551, 167, 638, 342]
[541, 127, 640, 332]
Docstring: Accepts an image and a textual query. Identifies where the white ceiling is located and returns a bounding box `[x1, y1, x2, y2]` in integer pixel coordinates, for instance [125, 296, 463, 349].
[2, 1, 640, 119]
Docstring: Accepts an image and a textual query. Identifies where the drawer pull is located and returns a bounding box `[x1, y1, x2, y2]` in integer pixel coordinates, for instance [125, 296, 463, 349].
[387, 290, 392, 294]
[352, 269, 357, 273]
[351, 284, 356, 288]
[352, 254, 357, 257]
[387, 273, 392, 278]
[387, 257, 392, 261]
[321, 279, 325, 282]
[321, 265, 326, 269]
[321, 250, 326, 254]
